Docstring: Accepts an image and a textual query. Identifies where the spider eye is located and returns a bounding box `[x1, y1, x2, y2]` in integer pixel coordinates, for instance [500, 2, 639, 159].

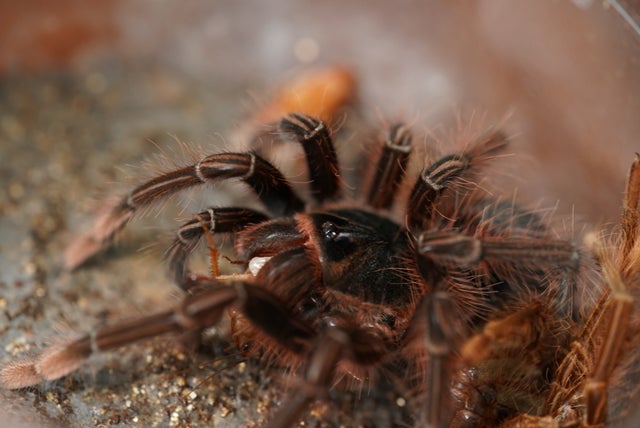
[322, 221, 340, 241]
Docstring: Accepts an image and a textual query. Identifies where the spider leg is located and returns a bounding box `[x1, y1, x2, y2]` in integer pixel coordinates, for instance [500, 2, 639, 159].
[402, 265, 459, 428]
[65, 152, 304, 270]
[582, 155, 640, 426]
[366, 123, 413, 209]
[263, 328, 347, 428]
[264, 319, 398, 428]
[457, 302, 565, 428]
[583, 238, 633, 426]
[620, 154, 640, 257]
[418, 227, 579, 315]
[279, 113, 342, 203]
[417, 230, 578, 269]
[406, 129, 508, 231]
[164, 207, 269, 287]
[423, 291, 457, 428]
[0, 280, 314, 390]
[414, 229, 578, 426]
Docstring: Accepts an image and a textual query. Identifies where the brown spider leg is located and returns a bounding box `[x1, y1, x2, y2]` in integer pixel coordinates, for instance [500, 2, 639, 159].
[65, 152, 304, 270]
[543, 157, 640, 427]
[620, 154, 640, 257]
[164, 207, 269, 287]
[581, 155, 640, 426]
[366, 123, 413, 209]
[403, 250, 457, 428]
[264, 319, 397, 428]
[263, 328, 348, 428]
[583, 236, 634, 426]
[415, 231, 577, 426]
[279, 113, 342, 203]
[417, 230, 578, 269]
[423, 291, 457, 428]
[0, 280, 315, 390]
[406, 129, 508, 231]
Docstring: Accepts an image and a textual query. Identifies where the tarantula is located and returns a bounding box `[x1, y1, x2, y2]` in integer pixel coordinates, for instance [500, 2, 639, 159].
[2, 112, 638, 427]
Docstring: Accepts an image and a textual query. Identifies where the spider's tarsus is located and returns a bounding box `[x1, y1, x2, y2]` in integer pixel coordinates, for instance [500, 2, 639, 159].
[1, 358, 41, 389]
[0, 340, 90, 389]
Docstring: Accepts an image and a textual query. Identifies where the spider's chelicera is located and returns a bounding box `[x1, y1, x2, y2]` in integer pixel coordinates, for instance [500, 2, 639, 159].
[3, 113, 637, 427]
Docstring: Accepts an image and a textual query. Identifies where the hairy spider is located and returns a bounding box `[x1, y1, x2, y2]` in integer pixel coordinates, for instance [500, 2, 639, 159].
[2, 111, 638, 427]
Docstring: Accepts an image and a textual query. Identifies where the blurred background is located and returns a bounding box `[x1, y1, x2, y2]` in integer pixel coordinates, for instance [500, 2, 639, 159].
[1, 1, 639, 427]
[2, 0, 639, 220]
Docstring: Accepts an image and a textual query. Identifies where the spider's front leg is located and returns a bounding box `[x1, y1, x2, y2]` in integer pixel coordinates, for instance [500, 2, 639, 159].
[278, 113, 342, 203]
[0, 279, 314, 390]
[65, 113, 343, 271]
[64, 152, 305, 270]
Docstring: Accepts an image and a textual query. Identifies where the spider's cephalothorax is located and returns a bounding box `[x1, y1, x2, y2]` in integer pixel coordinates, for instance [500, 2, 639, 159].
[3, 113, 637, 428]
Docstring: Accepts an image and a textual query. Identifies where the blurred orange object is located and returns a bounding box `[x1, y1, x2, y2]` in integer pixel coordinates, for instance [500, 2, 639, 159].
[255, 66, 357, 125]
[0, 0, 118, 74]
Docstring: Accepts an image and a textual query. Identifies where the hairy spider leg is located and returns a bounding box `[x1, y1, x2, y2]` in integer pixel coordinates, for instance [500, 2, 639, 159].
[582, 154, 639, 426]
[420, 288, 457, 428]
[402, 131, 559, 423]
[0, 270, 398, 428]
[64, 152, 305, 270]
[164, 207, 269, 286]
[541, 155, 639, 427]
[582, 241, 633, 426]
[0, 280, 314, 390]
[366, 123, 413, 209]
[414, 225, 579, 426]
[417, 230, 577, 270]
[262, 318, 403, 428]
[262, 328, 347, 428]
[406, 129, 509, 232]
[398, 128, 515, 424]
[278, 113, 343, 203]
[65, 114, 347, 270]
